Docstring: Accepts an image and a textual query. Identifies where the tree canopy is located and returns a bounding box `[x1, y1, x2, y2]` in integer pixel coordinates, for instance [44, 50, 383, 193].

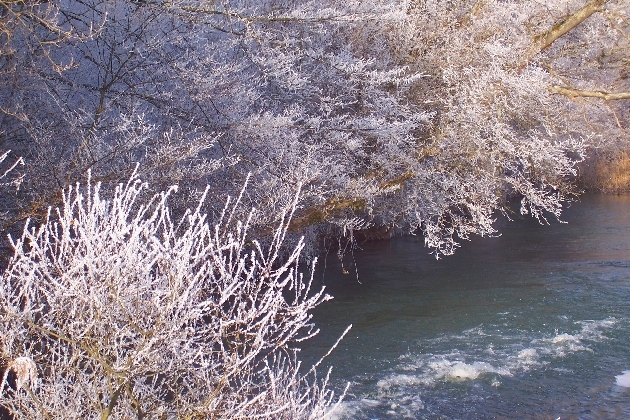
[0, 0, 628, 254]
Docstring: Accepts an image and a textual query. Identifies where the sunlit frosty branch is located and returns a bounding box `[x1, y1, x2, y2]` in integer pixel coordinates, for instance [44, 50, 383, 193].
[0, 174, 348, 418]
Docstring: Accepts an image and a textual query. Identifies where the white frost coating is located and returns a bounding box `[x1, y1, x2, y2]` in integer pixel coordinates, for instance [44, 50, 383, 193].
[0, 175, 349, 419]
[5, 0, 626, 258]
[0, 357, 38, 394]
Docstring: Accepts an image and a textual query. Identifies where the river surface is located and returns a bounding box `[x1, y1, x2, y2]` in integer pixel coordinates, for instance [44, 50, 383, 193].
[302, 194, 630, 419]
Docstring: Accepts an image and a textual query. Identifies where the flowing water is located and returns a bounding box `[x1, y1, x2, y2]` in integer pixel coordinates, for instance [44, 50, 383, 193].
[303, 194, 630, 419]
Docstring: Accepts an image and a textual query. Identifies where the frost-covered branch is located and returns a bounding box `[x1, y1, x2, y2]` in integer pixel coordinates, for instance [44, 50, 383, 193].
[551, 85, 630, 100]
[0, 151, 23, 189]
[0, 175, 347, 418]
[526, 0, 609, 64]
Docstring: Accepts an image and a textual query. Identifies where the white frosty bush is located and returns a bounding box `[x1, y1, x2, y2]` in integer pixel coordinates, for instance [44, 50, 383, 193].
[0, 173, 348, 419]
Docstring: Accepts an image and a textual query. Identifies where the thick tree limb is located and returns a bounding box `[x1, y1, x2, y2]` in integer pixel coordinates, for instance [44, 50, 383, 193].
[550, 85, 630, 100]
[523, 0, 608, 66]
[288, 171, 414, 231]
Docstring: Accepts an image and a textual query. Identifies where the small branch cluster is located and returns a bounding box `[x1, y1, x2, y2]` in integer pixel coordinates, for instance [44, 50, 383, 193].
[0, 150, 23, 190]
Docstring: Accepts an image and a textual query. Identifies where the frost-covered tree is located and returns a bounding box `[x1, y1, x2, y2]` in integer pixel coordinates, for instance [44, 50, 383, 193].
[5, 1, 627, 417]
[533, 0, 630, 190]
[2, 0, 626, 256]
[0, 174, 348, 418]
[349, 0, 628, 253]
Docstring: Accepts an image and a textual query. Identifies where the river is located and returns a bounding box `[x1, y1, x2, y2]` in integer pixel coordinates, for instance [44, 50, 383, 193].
[302, 194, 630, 419]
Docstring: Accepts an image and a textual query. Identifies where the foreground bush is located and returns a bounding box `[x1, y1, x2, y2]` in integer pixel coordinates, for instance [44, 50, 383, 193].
[0, 174, 346, 419]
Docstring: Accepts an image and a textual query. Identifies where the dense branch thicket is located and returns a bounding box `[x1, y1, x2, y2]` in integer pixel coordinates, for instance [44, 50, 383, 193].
[0, 175, 347, 418]
[1, 0, 627, 257]
[1, 0, 628, 255]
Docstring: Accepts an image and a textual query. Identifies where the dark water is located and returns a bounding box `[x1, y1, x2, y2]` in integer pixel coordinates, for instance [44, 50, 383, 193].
[303, 194, 630, 419]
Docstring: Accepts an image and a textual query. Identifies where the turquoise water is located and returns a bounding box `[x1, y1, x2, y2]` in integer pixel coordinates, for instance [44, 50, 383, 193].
[304, 194, 630, 419]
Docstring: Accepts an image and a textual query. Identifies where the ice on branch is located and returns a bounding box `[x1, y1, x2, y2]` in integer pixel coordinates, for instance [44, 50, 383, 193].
[0, 174, 347, 419]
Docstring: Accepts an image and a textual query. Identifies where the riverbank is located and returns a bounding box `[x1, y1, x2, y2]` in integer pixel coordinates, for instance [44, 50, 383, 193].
[578, 150, 630, 193]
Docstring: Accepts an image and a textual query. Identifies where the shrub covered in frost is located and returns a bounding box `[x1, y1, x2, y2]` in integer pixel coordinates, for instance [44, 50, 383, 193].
[0, 174, 348, 419]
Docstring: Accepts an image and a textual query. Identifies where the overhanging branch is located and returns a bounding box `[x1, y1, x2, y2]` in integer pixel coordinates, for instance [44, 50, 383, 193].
[550, 85, 630, 100]
[523, 0, 608, 67]
[288, 172, 414, 231]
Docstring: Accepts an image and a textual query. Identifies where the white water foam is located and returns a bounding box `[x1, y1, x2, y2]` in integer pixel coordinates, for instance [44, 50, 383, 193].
[431, 360, 510, 381]
[327, 396, 425, 419]
[378, 318, 617, 391]
[325, 400, 360, 420]
[615, 370, 630, 387]
[332, 318, 619, 419]
[533, 318, 617, 358]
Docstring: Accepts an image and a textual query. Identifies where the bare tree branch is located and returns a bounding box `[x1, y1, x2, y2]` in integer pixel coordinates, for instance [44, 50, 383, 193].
[550, 85, 630, 100]
[523, 0, 609, 66]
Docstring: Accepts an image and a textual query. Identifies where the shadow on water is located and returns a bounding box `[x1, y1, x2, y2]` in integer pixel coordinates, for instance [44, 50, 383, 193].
[300, 194, 630, 419]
